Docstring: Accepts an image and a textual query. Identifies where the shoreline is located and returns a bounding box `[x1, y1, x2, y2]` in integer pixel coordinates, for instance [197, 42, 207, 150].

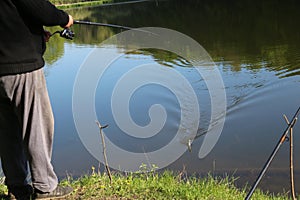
[55, 0, 149, 9]
[0, 170, 291, 199]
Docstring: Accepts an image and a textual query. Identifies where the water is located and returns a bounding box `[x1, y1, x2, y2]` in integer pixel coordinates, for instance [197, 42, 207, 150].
[25, 0, 300, 194]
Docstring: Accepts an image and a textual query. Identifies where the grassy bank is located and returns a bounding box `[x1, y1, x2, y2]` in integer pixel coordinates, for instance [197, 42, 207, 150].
[0, 170, 291, 199]
[51, 0, 141, 9]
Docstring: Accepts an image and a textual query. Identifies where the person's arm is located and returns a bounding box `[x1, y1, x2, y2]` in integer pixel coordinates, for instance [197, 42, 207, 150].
[12, 0, 73, 27]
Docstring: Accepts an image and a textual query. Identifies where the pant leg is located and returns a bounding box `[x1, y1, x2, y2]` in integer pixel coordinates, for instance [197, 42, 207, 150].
[0, 68, 58, 192]
[0, 90, 28, 187]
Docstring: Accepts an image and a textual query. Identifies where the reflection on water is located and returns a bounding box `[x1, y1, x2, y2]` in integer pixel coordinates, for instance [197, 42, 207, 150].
[41, 0, 300, 194]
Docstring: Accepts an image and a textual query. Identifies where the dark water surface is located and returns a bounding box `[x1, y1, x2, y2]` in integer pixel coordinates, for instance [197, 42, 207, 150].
[29, 0, 300, 194]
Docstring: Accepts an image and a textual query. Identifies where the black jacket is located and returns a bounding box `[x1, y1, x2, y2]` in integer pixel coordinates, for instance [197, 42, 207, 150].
[0, 0, 69, 75]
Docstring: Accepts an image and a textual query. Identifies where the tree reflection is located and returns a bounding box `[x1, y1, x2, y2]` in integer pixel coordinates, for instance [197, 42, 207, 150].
[44, 0, 300, 78]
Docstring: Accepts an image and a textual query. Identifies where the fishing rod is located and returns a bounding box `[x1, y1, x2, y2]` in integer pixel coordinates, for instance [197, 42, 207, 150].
[245, 106, 300, 200]
[74, 20, 135, 30]
[51, 20, 148, 40]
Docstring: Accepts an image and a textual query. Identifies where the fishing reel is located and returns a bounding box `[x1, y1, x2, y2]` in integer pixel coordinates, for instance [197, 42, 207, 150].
[51, 28, 75, 40]
[60, 28, 75, 40]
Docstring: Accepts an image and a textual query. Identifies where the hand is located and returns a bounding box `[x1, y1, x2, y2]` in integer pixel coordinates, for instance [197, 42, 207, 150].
[44, 30, 51, 42]
[65, 15, 74, 28]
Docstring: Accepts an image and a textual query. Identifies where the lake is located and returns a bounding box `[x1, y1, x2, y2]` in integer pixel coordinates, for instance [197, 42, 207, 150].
[40, 0, 300, 194]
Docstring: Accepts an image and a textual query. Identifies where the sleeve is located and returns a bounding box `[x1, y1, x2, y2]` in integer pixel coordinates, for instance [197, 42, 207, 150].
[12, 0, 69, 27]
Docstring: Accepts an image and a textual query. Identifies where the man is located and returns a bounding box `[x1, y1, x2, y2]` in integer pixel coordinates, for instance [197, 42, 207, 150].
[0, 0, 74, 199]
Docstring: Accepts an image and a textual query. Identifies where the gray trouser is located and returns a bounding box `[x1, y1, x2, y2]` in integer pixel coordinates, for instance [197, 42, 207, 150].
[0, 68, 58, 192]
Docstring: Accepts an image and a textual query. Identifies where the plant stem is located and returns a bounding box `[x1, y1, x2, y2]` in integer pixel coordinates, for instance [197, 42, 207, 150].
[96, 121, 112, 184]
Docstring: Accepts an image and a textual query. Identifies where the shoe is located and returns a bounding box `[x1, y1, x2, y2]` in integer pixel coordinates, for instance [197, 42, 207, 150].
[7, 193, 32, 200]
[7, 185, 33, 200]
[34, 185, 73, 199]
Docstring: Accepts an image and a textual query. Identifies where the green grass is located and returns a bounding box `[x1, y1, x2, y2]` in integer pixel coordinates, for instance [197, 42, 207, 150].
[0, 169, 291, 199]
[55, 0, 111, 9]
[53, 0, 140, 9]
